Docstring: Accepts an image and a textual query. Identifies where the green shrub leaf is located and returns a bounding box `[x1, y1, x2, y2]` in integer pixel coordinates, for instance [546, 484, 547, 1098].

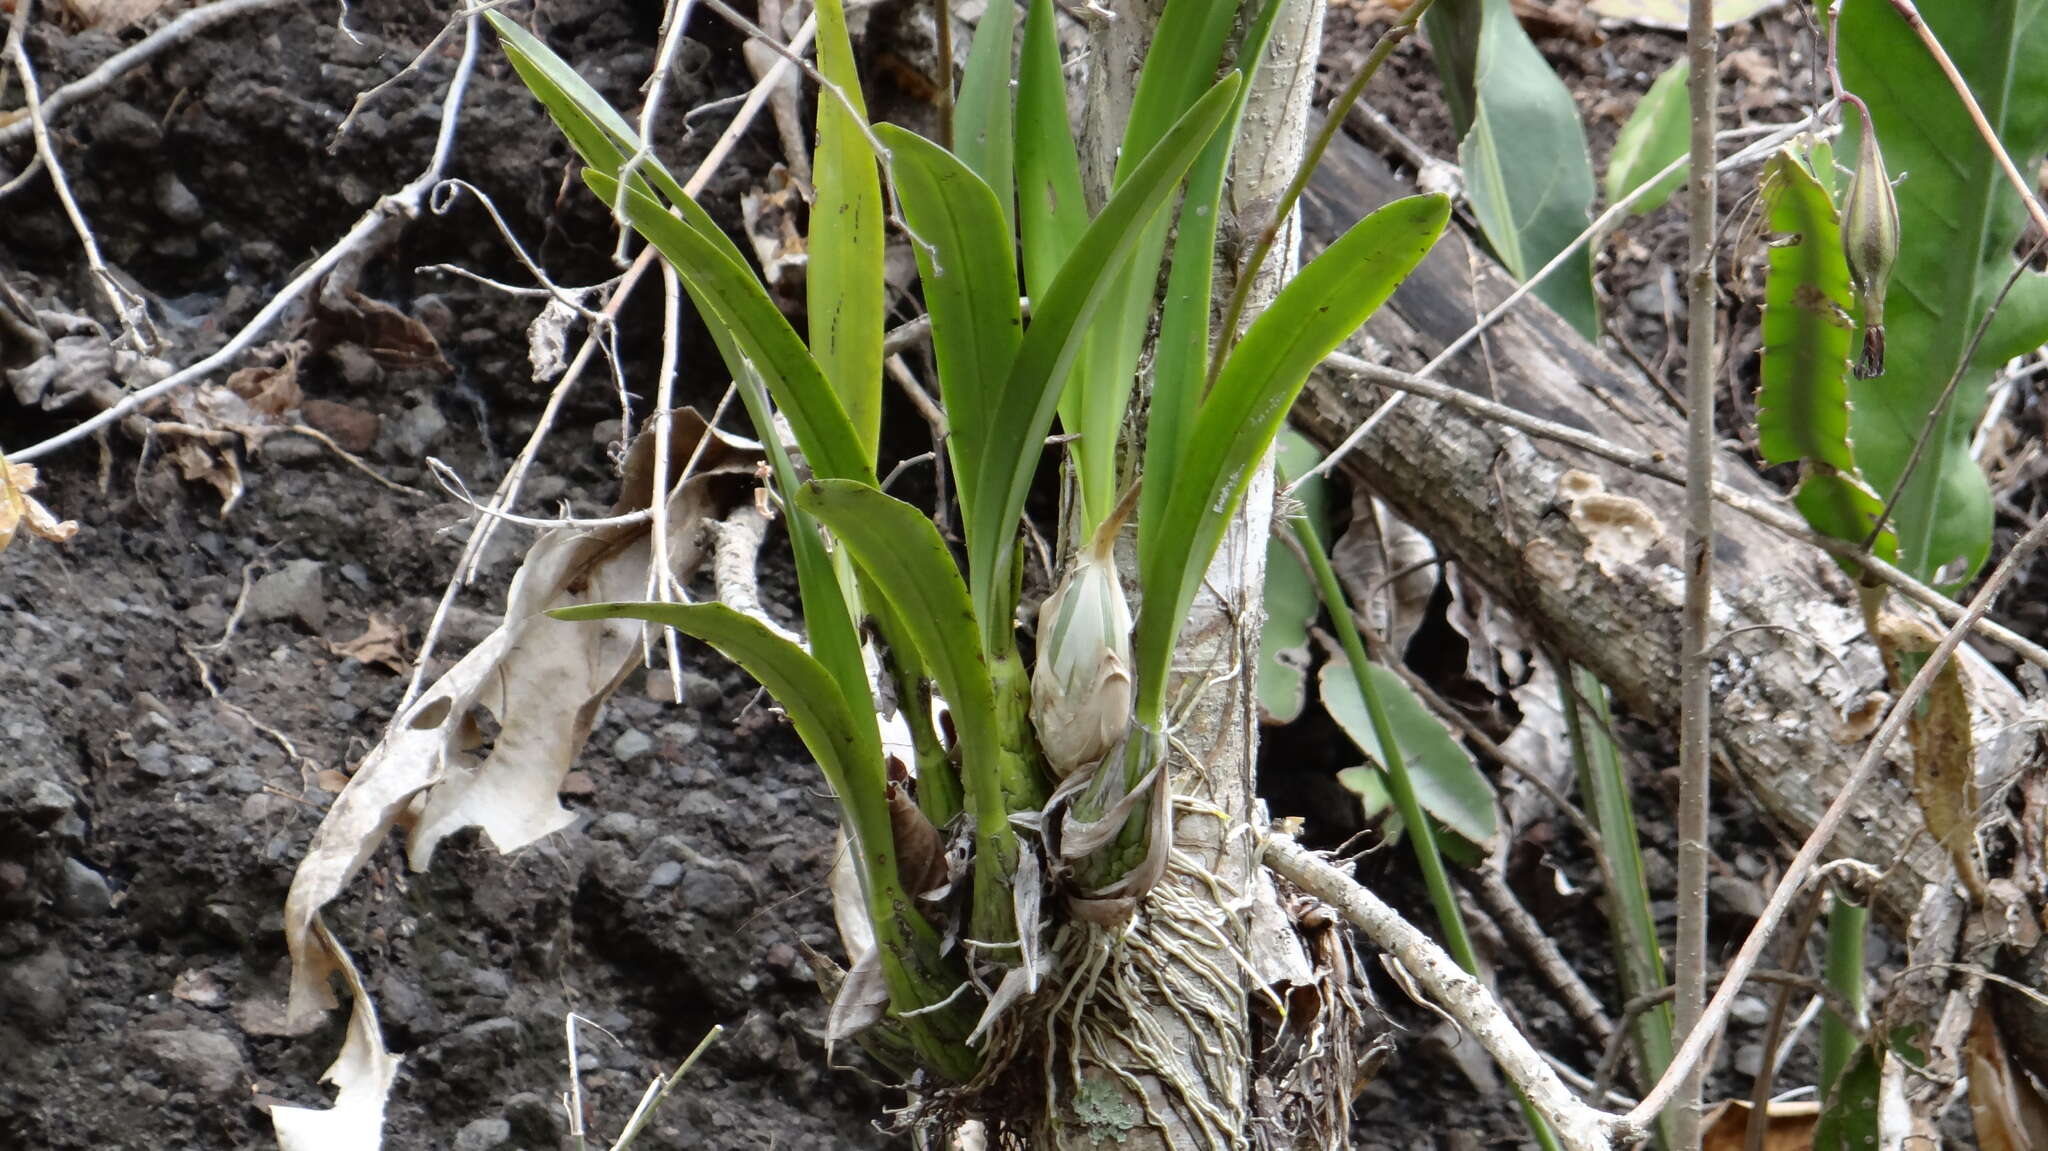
[1323, 658, 1499, 850]
[1840, 0, 2048, 585]
[1604, 58, 1690, 213]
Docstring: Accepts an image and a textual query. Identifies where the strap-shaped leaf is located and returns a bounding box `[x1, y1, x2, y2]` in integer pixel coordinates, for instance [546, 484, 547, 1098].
[953, 0, 1016, 234]
[490, 13, 762, 285]
[586, 171, 871, 485]
[797, 480, 1025, 942]
[1134, 193, 1449, 718]
[1143, 0, 1288, 550]
[553, 601, 883, 814]
[876, 125, 1022, 546]
[1015, 0, 1086, 308]
[809, 0, 886, 462]
[965, 73, 1241, 649]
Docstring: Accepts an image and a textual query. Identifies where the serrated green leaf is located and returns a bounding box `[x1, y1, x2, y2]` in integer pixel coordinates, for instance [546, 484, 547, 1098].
[1258, 432, 1329, 725]
[1321, 658, 1498, 849]
[796, 480, 1034, 944]
[954, 0, 1016, 234]
[875, 124, 1022, 558]
[808, 0, 885, 462]
[1429, 0, 1599, 338]
[1758, 146, 1858, 474]
[1134, 194, 1449, 719]
[1605, 58, 1691, 213]
[1841, 0, 2048, 585]
[584, 171, 871, 486]
[965, 74, 1241, 651]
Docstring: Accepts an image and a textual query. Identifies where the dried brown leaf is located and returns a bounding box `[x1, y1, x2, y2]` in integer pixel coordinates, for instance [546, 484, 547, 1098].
[282, 411, 758, 1032]
[1700, 1099, 1819, 1151]
[1969, 999, 2048, 1151]
[1875, 614, 1986, 900]
[328, 614, 408, 676]
[226, 342, 306, 416]
[1332, 491, 1435, 655]
[0, 458, 79, 553]
[887, 783, 949, 896]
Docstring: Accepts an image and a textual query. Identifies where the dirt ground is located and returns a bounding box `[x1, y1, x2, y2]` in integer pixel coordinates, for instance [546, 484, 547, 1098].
[2, 0, 2039, 1149]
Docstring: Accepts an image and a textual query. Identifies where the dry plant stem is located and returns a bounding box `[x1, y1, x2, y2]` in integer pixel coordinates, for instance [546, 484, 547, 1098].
[7, 11, 484, 463]
[7, 1, 151, 351]
[1468, 869, 1617, 1049]
[1622, 513, 2048, 1131]
[1883, 0, 2048, 239]
[1298, 116, 1815, 487]
[615, 0, 705, 265]
[1263, 834, 1623, 1151]
[0, 0, 295, 148]
[1319, 350, 2048, 670]
[1673, 0, 1720, 1144]
[1741, 889, 1827, 1151]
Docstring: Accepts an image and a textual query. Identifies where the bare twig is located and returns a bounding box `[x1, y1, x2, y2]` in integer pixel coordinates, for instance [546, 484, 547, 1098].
[1623, 513, 2048, 1132]
[6, 1, 153, 351]
[0, 0, 296, 148]
[1263, 833, 1626, 1151]
[1297, 117, 1817, 488]
[1672, 0, 1722, 1143]
[7, 12, 484, 463]
[1468, 869, 1617, 1050]
[1882, 0, 2048, 240]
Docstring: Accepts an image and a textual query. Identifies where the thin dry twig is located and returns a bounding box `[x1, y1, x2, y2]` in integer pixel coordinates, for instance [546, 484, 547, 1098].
[1672, 0, 1722, 1143]
[7, 11, 485, 463]
[0, 0, 296, 148]
[1622, 513, 2048, 1131]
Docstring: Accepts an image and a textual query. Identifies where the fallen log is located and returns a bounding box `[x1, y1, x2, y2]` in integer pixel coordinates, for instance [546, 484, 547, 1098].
[1293, 124, 2041, 927]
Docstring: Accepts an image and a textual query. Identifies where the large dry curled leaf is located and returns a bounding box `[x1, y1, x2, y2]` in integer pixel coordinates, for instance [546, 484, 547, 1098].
[275, 412, 759, 1143]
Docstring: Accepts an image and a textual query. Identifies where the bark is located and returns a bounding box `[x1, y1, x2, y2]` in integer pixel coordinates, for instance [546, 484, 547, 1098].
[1044, 0, 1322, 1146]
[1292, 127, 2040, 928]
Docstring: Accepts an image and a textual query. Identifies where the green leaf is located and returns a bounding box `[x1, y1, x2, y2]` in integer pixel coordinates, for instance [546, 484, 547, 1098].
[555, 601, 883, 813]
[1757, 147, 1858, 474]
[1428, 0, 1599, 338]
[1604, 58, 1690, 213]
[874, 125, 1022, 562]
[585, 171, 872, 486]
[1015, 0, 1087, 313]
[549, 599, 977, 1079]
[1321, 658, 1499, 850]
[1841, 0, 2048, 585]
[808, 0, 885, 463]
[1258, 431, 1329, 725]
[1814, 1042, 1883, 1151]
[1134, 193, 1449, 719]
[794, 481, 1034, 925]
[1145, 0, 1290, 545]
[1754, 145, 1900, 571]
[1058, 0, 1241, 530]
[954, 0, 1017, 234]
[965, 73, 1241, 650]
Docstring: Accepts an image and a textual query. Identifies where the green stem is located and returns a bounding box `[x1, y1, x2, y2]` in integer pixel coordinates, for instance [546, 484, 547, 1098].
[1290, 505, 1558, 1151]
[1202, 0, 1439, 397]
[1558, 662, 1676, 1150]
[1818, 888, 1868, 1097]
